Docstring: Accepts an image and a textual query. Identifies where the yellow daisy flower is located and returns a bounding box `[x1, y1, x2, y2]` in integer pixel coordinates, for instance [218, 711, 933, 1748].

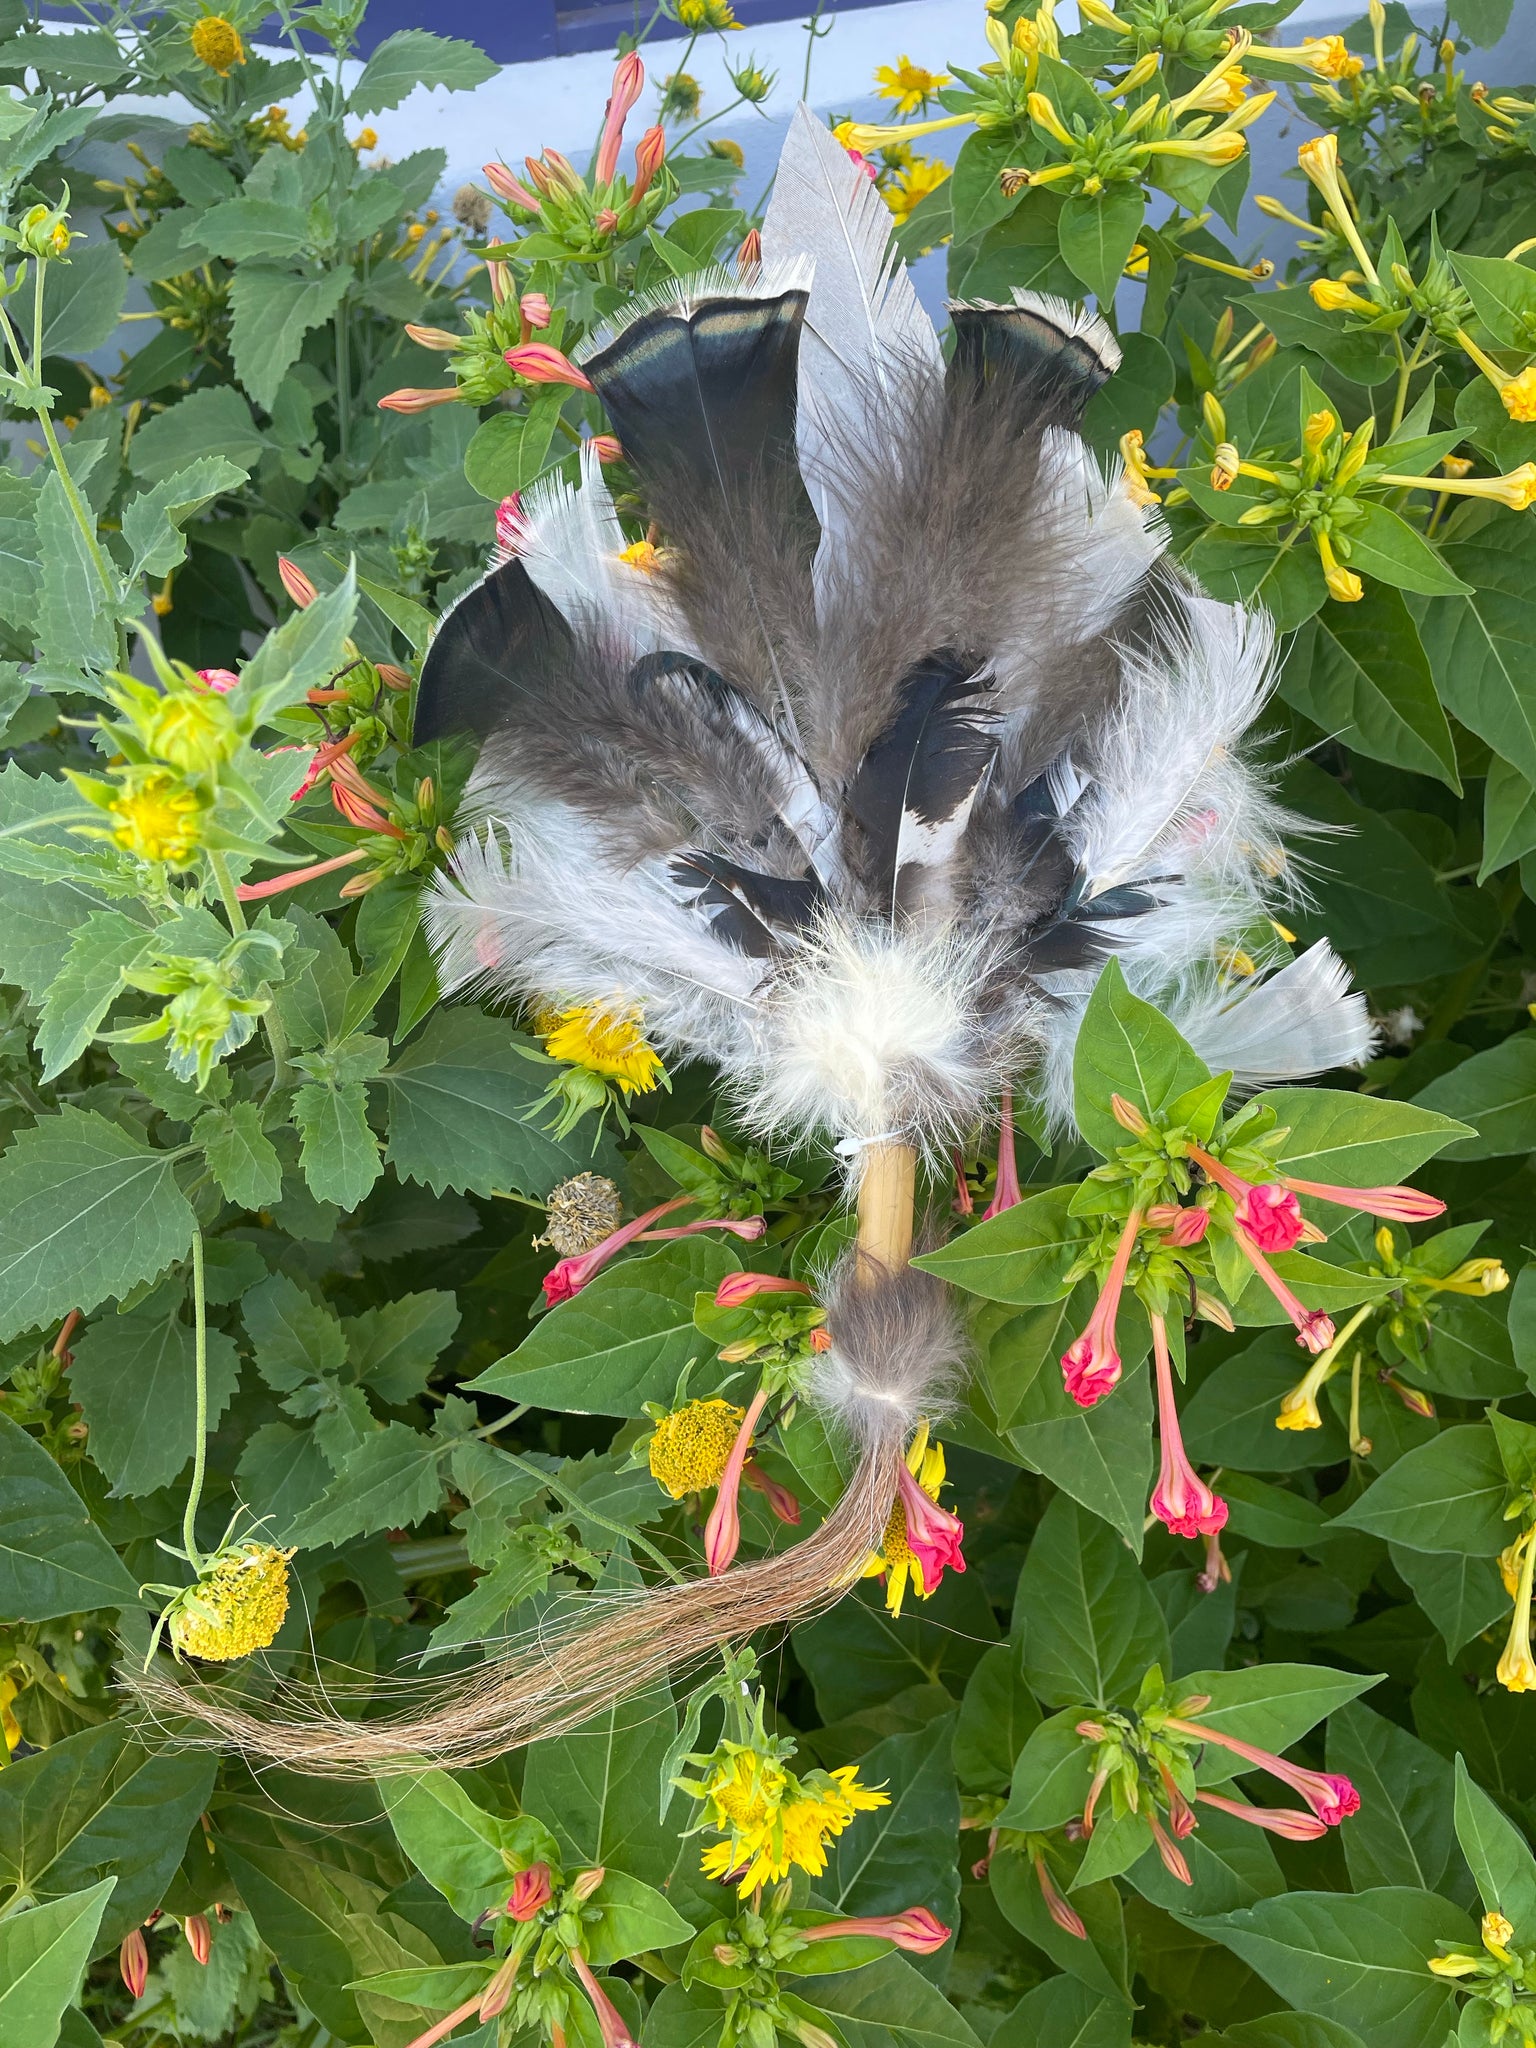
[874, 55, 950, 117]
[539, 1004, 665, 1097]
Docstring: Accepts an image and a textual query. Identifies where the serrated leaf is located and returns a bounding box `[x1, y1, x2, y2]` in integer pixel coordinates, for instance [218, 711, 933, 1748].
[35, 909, 152, 1079]
[69, 1306, 239, 1496]
[235, 571, 357, 724]
[197, 1100, 283, 1209]
[293, 1076, 382, 1209]
[0, 1107, 195, 1341]
[241, 1270, 346, 1389]
[35, 469, 117, 681]
[290, 1422, 447, 1546]
[349, 29, 497, 114]
[228, 265, 351, 412]
[120, 456, 247, 582]
[344, 1290, 459, 1404]
[126, 387, 265, 485]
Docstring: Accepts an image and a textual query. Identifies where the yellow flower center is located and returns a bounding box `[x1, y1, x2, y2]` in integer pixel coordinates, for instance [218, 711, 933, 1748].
[539, 1004, 664, 1096]
[109, 774, 204, 866]
[648, 1399, 745, 1498]
[190, 15, 245, 73]
[169, 1543, 293, 1661]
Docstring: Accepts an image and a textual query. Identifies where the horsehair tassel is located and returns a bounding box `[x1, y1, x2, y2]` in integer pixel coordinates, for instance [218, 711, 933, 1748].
[129, 1165, 921, 1774]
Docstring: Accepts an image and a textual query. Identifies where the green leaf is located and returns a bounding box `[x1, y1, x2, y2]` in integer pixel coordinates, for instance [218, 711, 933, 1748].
[68, 1304, 239, 1497]
[1191, 1889, 1474, 2048]
[120, 456, 248, 583]
[998, 1712, 1094, 1832]
[381, 1008, 615, 1198]
[0, 1412, 140, 1620]
[1255, 1087, 1471, 1190]
[1007, 1333, 1155, 1552]
[349, 29, 498, 113]
[912, 1186, 1084, 1304]
[469, 1237, 741, 1416]
[28, 244, 128, 357]
[1335, 1426, 1510, 1554]
[186, 199, 312, 263]
[216, 1842, 365, 2042]
[825, 1717, 962, 1930]
[1452, 1757, 1536, 1938]
[345, 1291, 459, 1405]
[229, 265, 352, 412]
[463, 394, 564, 501]
[1326, 1701, 1461, 1896]
[1338, 502, 1470, 598]
[234, 572, 357, 725]
[1236, 285, 1395, 384]
[1073, 958, 1210, 1156]
[0, 1107, 195, 1341]
[811, 1950, 986, 2048]
[954, 1643, 1041, 1794]
[197, 1101, 283, 1210]
[0, 1722, 215, 1947]
[235, 1422, 335, 1544]
[992, 1848, 1130, 2004]
[1057, 187, 1144, 305]
[523, 1682, 678, 1888]
[1448, 252, 1536, 349]
[292, 1075, 383, 1209]
[584, 1871, 694, 1966]
[127, 387, 265, 485]
[382, 1772, 558, 1925]
[1389, 1545, 1509, 1658]
[1282, 588, 1459, 789]
[35, 469, 116, 681]
[1174, 1663, 1382, 1776]
[1016, 1493, 1169, 1708]
[0, 1879, 116, 2048]
[1127, 1798, 1285, 1918]
[1421, 515, 1536, 787]
[290, 1422, 447, 1547]
[1481, 756, 1536, 881]
[35, 910, 153, 1080]
[1415, 1034, 1536, 1159]
[242, 1270, 346, 1388]
[792, 1577, 998, 1722]
[991, 1975, 1131, 2048]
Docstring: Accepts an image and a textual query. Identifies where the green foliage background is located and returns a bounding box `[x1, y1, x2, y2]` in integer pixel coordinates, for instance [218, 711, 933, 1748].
[3, 0, 1536, 2043]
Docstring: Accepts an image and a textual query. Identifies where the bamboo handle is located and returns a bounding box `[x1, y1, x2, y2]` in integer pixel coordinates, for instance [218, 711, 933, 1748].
[853, 1140, 917, 1288]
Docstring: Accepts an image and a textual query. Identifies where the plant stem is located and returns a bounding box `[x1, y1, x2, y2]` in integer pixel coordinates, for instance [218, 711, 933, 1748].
[492, 1442, 684, 1583]
[208, 847, 290, 1087]
[182, 1226, 208, 1570]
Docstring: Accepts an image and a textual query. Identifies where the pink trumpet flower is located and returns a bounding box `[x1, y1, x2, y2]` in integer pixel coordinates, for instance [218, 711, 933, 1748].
[800, 1907, 950, 1955]
[1195, 1789, 1328, 1840]
[983, 1089, 1022, 1218]
[195, 667, 239, 693]
[1163, 1716, 1360, 1824]
[540, 1196, 693, 1306]
[402, 1995, 486, 2048]
[484, 160, 542, 211]
[236, 848, 368, 901]
[743, 1459, 801, 1525]
[1186, 1143, 1304, 1252]
[703, 1387, 769, 1574]
[1278, 1173, 1446, 1223]
[952, 1149, 975, 1216]
[595, 52, 645, 185]
[1150, 1315, 1228, 1539]
[569, 1952, 639, 2048]
[1060, 1207, 1143, 1407]
[637, 1217, 765, 1246]
[894, 1457, 966, 1594]
[495, 493, 524, 554]
[507, 1863, 553, 1920]
[714, 1271, 811, 1308]
[504, 342, 594, 390]
[1031, 1850, 1087, 1939]
[1230, 1227, 1335, 1353]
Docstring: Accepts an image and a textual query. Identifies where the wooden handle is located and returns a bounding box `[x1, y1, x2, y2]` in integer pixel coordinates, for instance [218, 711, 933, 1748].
[853, 1141, 916, 1288]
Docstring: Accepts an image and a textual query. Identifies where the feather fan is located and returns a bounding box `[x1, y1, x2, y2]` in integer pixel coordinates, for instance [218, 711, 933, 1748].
[159, 110, 1373, 1773]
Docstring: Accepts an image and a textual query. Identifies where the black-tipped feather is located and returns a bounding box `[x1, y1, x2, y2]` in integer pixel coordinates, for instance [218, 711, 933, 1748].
[413, 560, 570, 746]
[947, 299, 1120, 427]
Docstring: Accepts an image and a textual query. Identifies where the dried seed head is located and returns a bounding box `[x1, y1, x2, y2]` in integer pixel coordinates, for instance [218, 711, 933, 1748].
[538, 1173, 624, 1256]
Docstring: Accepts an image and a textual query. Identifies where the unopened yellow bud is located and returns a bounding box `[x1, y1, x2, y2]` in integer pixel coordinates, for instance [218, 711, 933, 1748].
[1201, 389, 1227, 440]
[1304, 409, 1338, 449]
[1482, 1913, 1515, 1953]
[1374, 1224, 1396, 1263]
[1429, 1954, 1482, 1978]
[1210, 443, 1240, 491]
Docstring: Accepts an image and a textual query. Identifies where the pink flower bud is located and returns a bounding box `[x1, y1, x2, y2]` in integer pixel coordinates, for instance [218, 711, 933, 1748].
[631, 124, 666, 201]
[703, 1389, 768, 1575]
[596, 52, 646, 185]
[184, 1914, 212, 1965]
[743, 1460, 801, 1525]
[405, 323, 460, 351]
[1235, 1182, 1305, 1253]
[1147, 1203, 1210, 1246]
[277, 557, 317, 609]
[800, 1907, 950, 1955]
[738, 227, 762, 267]
[378, 386, 459, 412]
[589, 434, 623, 463]
[894, 1459, 966, 1595]
[121, 1929, 149, 1999]
[594, 206, 619, 233]
[194, 667, 239, 693]
[518, 292, 551, 330]
[484, 161, 541, 211]
[504, 342, 594, 391]
[507, 1863, 553, 1920]
[495, 493, 525, 555]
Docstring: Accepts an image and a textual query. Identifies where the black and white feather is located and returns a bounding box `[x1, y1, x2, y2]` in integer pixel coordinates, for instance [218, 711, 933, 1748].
[420, 107, 1371, 1187]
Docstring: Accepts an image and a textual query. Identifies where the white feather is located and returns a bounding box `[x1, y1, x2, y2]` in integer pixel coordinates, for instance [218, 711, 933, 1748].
[500, 444, 690, 653]
[761, 104, 943, 620]
[1171, 942, 1377, 1087]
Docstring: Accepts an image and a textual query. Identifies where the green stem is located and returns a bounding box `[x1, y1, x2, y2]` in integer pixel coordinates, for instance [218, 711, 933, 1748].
[182, 1227, 208, 1570]
[492, 1443, 684, 1583]
[335, 296, 352, 465]
[208, 848, 290, 1087]
[1389, 326, 1429, 436]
